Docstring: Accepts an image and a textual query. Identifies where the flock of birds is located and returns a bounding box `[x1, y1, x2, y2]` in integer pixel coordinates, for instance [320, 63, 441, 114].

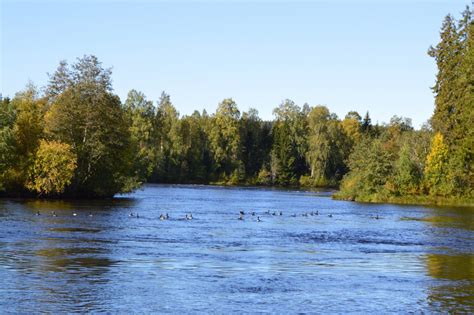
[35, 209, 381, 221]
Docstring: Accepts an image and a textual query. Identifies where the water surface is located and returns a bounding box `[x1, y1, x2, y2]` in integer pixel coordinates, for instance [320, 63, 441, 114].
[0, 184, 472, 313]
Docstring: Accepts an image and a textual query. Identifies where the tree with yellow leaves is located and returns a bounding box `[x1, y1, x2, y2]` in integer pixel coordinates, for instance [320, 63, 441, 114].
[424, 133, 450, 196]
[27, 140, 77, 195]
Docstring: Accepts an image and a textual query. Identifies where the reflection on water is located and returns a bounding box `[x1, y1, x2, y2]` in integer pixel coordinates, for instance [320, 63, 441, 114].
[0, 184, 472, 313]
[425, 254, 474, 313]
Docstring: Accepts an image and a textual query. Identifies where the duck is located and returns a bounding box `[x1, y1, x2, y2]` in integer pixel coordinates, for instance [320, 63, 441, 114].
[73, 212, 77, 217]
[257, 216, 261, 222]
[129, 212, 134, 217]
[272, 212, 276, 216]
[375, 215, 380, 220]
[88, 212, 93, 217]
[165, 213, 169, 220]
[240, 210, 245, 216]
[35, 211, 41, 216]
[251, 212, 256, 216]
[316, 210, 319, 215]
[238, 213, 244, 220]
[291, 213, 297, 218]
[51, 211, 57, 217]
[136, 213, 139, 218]
[159, 214, 165, 221]
[328, 214, 333, 218]
[279, 211, 283, 216]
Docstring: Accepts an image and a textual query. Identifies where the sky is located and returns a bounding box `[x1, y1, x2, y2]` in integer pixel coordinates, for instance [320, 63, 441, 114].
[1, 0, 471, 127]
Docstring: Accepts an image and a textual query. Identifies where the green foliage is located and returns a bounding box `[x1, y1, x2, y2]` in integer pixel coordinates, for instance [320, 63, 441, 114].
[27, 140, 77, 195]
[338, 137, 394, 200]
[0, 127, 16, 191]
[2, 8, 472, 210]
[124, 89, 157, 181]
[305, 106, 349, 186]
[0, 97, 17, 191]
[208, 98, 242, 179]
[270, 100, 308, 185]
[44, 56, 139, 197]
[336, 7, 473, 205]
[392, 142, 422, 195]
[46, 83, 137, 197]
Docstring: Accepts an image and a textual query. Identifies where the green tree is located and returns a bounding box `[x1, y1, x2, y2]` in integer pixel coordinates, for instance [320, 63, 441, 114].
[392, 141, 421, 195]
[0, 97, 17, 191]
[124, 89, 157, 181]
[208, 98, 242, 181]
[240, 108, 272, 179]
[304, 106, 349, 186]
[45, 56, 138, 197]
[429, 7, 473, 197]
[338, 137, 393, 201]
[270, 100, 308, 185]
[153, 92, 182, 182]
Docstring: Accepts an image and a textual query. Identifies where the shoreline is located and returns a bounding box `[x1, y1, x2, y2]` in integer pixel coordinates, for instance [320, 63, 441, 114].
[2, 182, 472, 208]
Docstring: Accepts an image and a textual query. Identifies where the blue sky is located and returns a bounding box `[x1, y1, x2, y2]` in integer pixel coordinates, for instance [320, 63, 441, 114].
[1, 0, 470, 127]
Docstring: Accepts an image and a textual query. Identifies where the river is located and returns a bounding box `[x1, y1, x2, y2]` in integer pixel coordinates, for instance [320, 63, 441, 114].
[0, 184, 472, 313]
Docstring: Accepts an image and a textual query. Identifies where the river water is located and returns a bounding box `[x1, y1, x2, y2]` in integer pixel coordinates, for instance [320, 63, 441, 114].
[0, 184, 472, 313]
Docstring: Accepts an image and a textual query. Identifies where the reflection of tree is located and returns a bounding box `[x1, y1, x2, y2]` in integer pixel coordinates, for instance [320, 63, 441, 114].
[33, 235, 115, 311]
[425, 254, 474, 313]
[423, 207, 474, 231]
[23, 197, 138, 214]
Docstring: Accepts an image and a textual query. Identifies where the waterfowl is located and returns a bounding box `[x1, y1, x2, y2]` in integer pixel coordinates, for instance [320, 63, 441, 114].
[165, 213, 169, 220]
[266, 210, 270, 215]
[316, 210, 319, 215]
[136, 213, 139, 218]
[291, 214, 297, 218]
[279, 211, 283, 216]
[73, 212, 77, 217]
[328, 214, 333, 218]
[375, 215, 380, 220]
[257, 216, 261, 222]
[240, 210, 245, 216]
[252, 212, 256, 216]
[272, 212, 276, 216]
[88, 212, 93, 217]
[160, 214, 165, 221]
[129, 212, 134, 217]
[51, 211, 57, 217]
[238, 214, 244, 220]
[35, 211, 41, 216]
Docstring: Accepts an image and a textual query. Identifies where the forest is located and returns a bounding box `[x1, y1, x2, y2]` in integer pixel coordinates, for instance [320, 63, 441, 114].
[0, 8, 472, 205]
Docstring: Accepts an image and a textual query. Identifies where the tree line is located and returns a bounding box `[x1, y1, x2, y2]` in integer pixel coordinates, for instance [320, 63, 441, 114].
[0, 7, 472, 204]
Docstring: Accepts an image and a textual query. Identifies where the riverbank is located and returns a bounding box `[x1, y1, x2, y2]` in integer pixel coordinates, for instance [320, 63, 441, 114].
[333, 191, 474, 208]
